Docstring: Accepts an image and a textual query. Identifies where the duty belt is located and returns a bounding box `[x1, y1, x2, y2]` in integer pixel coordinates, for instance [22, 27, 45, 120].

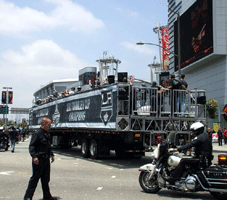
[39, 155, 50, 159]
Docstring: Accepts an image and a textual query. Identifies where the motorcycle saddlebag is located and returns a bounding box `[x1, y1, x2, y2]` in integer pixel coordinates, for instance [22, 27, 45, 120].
[204, 166, 227, 189]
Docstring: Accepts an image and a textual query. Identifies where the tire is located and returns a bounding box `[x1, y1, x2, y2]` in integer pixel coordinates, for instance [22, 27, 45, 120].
[89, 139, 99, 159]
[81, 140, 90, 158]
[139, 171, 161, 193]
[210, 192, 227, 200]
[4, 141, 8, 151]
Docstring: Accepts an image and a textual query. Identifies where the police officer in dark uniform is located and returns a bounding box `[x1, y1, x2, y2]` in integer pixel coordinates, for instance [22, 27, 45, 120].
[24, 117, 58, 200]
[164, 122, 213, 184]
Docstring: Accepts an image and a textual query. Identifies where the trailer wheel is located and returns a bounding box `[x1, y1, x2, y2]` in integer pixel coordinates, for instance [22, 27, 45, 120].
[90, 139, 99, 159]
[81, 140, 90, 158]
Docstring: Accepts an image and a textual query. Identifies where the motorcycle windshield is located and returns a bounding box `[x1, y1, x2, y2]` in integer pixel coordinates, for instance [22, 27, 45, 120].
[166, 131, 176, 144]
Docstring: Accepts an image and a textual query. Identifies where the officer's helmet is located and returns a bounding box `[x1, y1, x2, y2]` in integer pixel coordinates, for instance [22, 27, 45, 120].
[190, 122, 204, 136]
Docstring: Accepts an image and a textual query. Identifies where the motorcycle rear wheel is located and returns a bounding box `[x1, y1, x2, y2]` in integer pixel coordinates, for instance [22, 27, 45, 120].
[210, 192, 227, 200]
[139, 171, 161, 193]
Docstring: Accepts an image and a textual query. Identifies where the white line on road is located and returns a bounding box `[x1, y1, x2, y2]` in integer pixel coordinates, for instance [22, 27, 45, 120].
[97, 187, 103, 190]
[111, 176, 116, 178]
[0, 171, 14, 176]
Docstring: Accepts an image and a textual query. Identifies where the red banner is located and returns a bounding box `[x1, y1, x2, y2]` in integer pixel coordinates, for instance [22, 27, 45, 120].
[162, 27, 170, 70]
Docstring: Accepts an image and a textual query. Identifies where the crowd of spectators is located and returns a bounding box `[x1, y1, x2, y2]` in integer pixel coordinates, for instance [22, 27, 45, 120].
[34, 86, 84, 106]
[34, 78, 105, 106]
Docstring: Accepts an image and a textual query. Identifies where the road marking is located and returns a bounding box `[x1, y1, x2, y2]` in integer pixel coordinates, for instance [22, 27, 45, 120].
[18, 172, 22, 174]
[0, 171, 14, 176]
[97, 187, 103, 190]
[23, 172, 27, 174]
[111, 176, 116, 179]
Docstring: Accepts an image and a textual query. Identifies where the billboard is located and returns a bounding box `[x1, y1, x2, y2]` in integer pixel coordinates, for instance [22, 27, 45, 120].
[162, 27, 170, 70]
[174, 0, 213, 71]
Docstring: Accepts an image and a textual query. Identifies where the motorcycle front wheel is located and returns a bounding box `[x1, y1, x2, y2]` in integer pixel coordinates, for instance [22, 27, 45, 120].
[139, 171, 161, 193]
[210, 192, 227, 200]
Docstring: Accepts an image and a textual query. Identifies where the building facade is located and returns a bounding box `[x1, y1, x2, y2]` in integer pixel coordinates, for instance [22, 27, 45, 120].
[168, 0, 227, 129]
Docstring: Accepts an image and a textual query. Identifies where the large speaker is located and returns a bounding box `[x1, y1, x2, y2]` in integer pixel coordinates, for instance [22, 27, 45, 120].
[108, 75, 115, 84]
[118, 72, 128, 82]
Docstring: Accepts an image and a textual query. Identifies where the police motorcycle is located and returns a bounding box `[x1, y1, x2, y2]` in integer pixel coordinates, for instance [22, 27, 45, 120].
[139, 125, 227, 200]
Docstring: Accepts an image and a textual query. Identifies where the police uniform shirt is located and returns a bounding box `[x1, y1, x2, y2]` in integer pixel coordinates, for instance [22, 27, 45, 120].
[29, 128, 54, 159]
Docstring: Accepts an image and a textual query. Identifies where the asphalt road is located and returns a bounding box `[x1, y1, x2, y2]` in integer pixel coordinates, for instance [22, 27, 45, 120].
[0, 138, 219, 200]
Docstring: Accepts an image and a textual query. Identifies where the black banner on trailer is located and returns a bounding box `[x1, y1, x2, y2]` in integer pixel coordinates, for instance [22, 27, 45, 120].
[30, 85, 118, 130]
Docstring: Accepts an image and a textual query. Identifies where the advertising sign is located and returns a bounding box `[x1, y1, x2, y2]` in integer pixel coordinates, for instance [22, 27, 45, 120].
[8, 91, 13, 104]
[30, 85, 117, 130]
[162, 27, 170, 70]
[174, 0, 213, 71]
[2, 91, 7, 104]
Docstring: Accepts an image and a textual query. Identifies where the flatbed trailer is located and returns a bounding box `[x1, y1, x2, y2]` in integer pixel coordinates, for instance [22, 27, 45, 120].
[29, 82, 206, 159]
[29, 54, 206, 159]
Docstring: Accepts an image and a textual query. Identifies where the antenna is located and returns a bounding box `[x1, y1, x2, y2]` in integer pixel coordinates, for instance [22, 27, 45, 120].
[103, 51, 108, 59]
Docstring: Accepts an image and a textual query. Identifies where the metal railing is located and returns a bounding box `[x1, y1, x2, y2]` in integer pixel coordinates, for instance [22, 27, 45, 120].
[117, 84, 206, 120]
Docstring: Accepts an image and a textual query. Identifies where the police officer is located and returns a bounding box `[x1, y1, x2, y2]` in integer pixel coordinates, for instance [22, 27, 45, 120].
[24, 118, 58, 200]
[164, 122, 213, 184]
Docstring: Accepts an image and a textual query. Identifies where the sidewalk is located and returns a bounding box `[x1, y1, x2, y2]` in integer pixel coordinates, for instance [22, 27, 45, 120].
[212, 142, 227, 153]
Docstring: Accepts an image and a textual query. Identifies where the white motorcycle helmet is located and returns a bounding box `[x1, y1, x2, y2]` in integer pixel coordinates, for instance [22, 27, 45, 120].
[190, 122, 204, 136]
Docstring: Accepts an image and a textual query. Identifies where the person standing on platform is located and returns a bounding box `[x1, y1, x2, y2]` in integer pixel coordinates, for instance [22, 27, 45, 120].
[24, 117, 58, 200]
[217, 127, 223, 146]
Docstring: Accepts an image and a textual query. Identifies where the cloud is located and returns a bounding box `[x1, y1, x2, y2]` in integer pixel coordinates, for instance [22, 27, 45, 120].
[116, 7, 139, 18]
[0, 39, 88, 107]
[1, 39, 88, 78]
[121, 41, 156, 55]
[0, 0, 104, 35]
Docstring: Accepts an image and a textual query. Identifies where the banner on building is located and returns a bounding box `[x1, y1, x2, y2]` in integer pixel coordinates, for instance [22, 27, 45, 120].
[8, 91, 13, 104]
[162, 27, 170, 70]
[2, 91, 7, 104]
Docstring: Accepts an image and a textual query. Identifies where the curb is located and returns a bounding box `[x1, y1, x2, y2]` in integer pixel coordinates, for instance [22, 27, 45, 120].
[213, 150, 227, 153]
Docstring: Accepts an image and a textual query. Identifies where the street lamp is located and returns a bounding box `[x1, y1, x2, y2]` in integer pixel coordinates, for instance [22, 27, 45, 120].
[136, 42, 179, 57]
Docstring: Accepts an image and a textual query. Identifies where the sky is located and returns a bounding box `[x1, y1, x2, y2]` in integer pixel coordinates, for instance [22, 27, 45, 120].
[0, 0, 168, 113]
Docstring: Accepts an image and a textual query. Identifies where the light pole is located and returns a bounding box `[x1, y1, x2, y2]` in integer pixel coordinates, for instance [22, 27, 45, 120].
[2, 86, 13, 126]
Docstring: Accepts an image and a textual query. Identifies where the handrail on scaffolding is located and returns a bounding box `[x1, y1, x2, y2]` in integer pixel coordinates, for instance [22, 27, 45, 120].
[117, 84, 206, 120]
